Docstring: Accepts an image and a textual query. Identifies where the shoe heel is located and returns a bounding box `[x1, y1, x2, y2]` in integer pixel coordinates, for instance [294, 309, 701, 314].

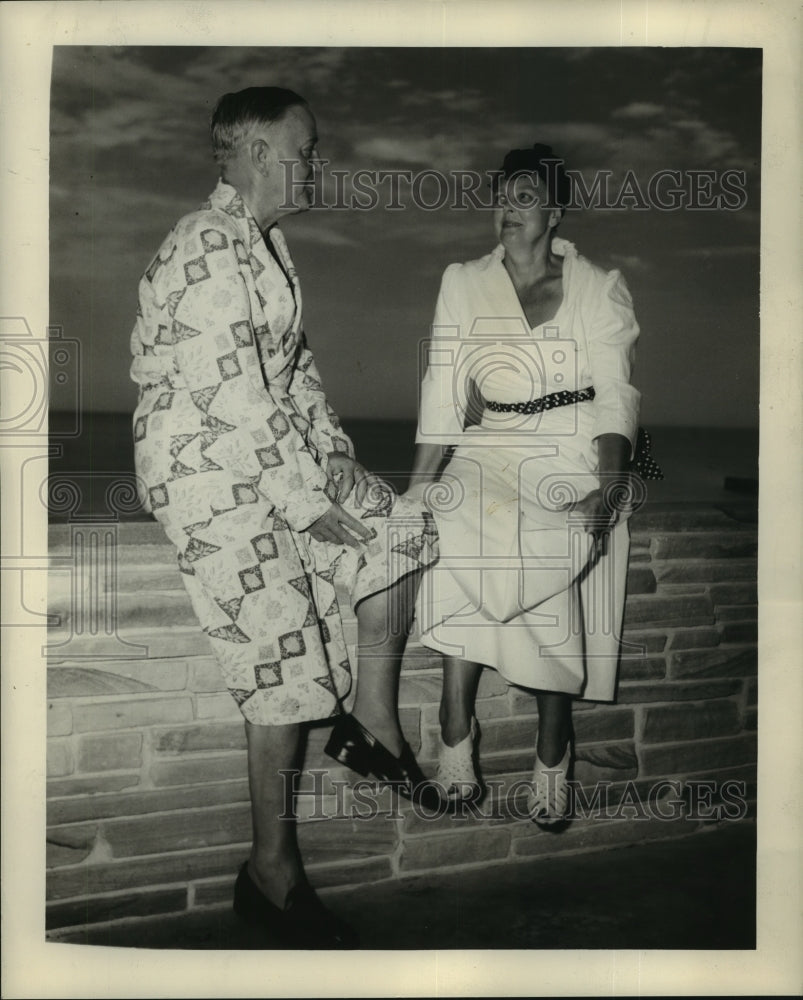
[324, 730, 372, 777]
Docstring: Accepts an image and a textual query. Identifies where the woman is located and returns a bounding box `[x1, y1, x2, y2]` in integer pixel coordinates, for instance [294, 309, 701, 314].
[410, 144, 642, 828]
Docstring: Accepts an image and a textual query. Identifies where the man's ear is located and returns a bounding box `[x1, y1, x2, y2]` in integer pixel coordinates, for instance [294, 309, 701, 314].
[250, 137, 271, 176]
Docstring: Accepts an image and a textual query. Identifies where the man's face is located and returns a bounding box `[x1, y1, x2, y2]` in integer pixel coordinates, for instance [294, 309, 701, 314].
[261, 103, 320, 216]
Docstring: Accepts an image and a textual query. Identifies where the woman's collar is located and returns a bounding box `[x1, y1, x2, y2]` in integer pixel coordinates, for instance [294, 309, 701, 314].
[492, 235, 577, 261]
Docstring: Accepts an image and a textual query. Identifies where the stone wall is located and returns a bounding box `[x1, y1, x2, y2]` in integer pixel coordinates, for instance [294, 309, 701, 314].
[46, 501, 758, 934]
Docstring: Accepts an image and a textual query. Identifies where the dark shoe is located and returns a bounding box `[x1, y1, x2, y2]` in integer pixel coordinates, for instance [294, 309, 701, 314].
[324, 713, 445, 813]
[233, 863, 358, 949]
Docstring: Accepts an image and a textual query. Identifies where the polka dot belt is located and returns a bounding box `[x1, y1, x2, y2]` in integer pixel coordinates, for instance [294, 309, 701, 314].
[484, 387, 664, 480]
[485, 385, 596, 414]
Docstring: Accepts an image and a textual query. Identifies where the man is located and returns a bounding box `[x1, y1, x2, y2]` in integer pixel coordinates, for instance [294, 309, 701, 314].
[130, 87, 437, 948]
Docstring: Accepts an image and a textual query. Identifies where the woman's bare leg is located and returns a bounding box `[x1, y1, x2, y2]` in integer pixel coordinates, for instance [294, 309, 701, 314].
[351, 571, 420, 758]
[534, 690, 573, 766]
[439, 655, 484, 746]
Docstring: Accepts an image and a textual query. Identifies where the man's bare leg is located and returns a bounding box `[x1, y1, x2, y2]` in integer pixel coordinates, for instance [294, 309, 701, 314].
[244, 719, 304, 908]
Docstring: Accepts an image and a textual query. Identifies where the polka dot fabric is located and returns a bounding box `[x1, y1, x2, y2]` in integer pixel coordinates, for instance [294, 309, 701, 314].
[485, 387, 663, 480]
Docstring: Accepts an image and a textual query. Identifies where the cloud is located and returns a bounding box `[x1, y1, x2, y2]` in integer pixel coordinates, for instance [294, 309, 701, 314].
[609, 253, 650, 272]
[677, 244, 759, 259]
[612, 102, 666, 120]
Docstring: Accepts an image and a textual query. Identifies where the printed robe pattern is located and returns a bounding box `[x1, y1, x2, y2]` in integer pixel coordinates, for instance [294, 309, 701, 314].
[131, 180, 436, 725]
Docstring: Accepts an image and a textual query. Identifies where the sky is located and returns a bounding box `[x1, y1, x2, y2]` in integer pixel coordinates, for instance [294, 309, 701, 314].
[49, 45, 762, 426]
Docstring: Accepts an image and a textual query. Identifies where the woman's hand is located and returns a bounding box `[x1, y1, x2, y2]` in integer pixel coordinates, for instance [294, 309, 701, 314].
[567, 487, 619, 562]
[325, 452, 367, 503]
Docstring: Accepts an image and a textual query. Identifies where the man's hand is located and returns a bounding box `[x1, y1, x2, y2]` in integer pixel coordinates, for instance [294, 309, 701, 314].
[307, 502, 374, 548]
[326, 452, 367, 503]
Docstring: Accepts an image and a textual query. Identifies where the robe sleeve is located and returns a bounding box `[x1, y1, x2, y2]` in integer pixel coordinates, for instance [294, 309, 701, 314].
[287, 332, 356, 461]
[415, 264, 467, 446]
[587, 269, 642, 456]
[162, 218, 333, 532]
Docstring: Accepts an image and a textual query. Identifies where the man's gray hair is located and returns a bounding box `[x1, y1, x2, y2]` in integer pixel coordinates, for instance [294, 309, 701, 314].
[211, 86, 307, 167]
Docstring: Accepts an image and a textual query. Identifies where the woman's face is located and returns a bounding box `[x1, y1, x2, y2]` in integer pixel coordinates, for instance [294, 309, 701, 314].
[493, 172, 560, 248]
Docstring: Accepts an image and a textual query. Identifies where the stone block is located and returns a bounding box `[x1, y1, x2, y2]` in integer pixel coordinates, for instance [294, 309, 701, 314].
[719, 621, 758, 644]
[400, 646, 443, 673]
[620, 631, 667, 653]
[668, 628, 722, 650]
[477, 670, 510, 698]
[297, 817, 399, 866]
[642, 701, 741, 743]
[47, 773, 140, 798]
[47, 628, 211, 663]
[574, 708, 635, 743]
[475, 696, 511, 723]
[512, 815, 693, 858]
[187, 658, 227, 692]
[50, 592, 196, 632]
[114, 564, 185, 593]
[709, 582, 758, 607]
[617, 679, 741, 704]
[48, 667, 156, 699]
[624, 594, 714, 629]
[149, 754, 247, 787]
[46, 824, 98, 868]
[422, 717, 534, 760]
[670, 647, 757, 680]
[400, 772, 538, 836]
[639, 734, 757, 776]
[716, 604, 757, 622]
[152, 722, 245, 754]
[399, 828, 511, 872]
[46, 845, 247, 901]
[73, 697, 193, 733]
[47, 779, 251, 826]
[105, 804, 252, 858]
[574, 742, 639, 779]
[194, 692, 241, 720]
[78, 732, 143, 773]
[47, 887, 187, 931]
[48, 701, 72, 736]
[630, 507, 755, 533]
[618, 655, 666, 681]
[650, 532, 757, 560]
[114, 593, 198, 630]
[745, 677, 757, 707]
[109, 659, 189, 692]
[508, 686, 539, 716]
[398, 672, 443, 707]
[400, 706, 423, 753]
[47, 739, 74, 778]
[626, 567, 657, 594]
[473, 749, 534, 777]
[654, 560, 756, 584]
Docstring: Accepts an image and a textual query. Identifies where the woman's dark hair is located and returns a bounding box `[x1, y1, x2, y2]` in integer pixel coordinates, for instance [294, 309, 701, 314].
[211, 86, 307, 168]
[493, 143, 571, 214]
